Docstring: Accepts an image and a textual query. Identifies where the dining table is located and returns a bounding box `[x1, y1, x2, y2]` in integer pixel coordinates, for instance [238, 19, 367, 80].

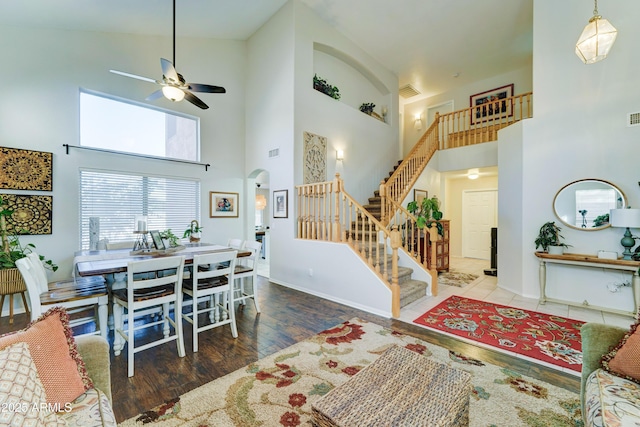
[74, 242, 250, 278]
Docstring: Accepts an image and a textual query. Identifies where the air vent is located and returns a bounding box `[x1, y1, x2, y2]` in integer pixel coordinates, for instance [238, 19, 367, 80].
[268, 148, 280, 158]
[399, 84, 420, 99]
[628, 112, 640, 127]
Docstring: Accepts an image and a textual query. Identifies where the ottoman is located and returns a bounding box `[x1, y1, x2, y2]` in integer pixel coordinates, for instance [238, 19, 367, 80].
[311, 345, 471, 427]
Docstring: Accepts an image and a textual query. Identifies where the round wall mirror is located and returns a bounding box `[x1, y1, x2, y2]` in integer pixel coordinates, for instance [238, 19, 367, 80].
[553, 179, 626, 230]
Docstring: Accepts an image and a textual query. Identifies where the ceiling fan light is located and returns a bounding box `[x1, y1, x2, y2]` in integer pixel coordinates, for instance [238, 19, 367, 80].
[575, 15, 618, 64]
[162, 86, 185, 102]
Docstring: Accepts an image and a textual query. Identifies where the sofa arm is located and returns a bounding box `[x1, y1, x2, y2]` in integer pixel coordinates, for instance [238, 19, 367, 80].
[76, 335, 112, 405]
[580, 323, 627, 413]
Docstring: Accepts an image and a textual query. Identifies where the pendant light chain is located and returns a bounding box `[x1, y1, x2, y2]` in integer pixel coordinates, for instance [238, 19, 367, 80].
[172, 0, 176, 68]
[593, 0, 599, 17]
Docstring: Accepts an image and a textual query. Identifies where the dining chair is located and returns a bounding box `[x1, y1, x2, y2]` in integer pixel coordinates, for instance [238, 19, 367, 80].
[15, 255, 109, 339]
[233, 240, 261, 313]
[227, 238, 245, 250]
[182, 250, 238, 352]
[112, 255, 186, 377]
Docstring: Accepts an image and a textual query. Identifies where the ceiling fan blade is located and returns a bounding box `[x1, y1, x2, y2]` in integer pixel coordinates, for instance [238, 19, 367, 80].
[183, 91, 209, 110]
[146, 90, 164, 101]
[188, 83, 226, 94]
[160, 58, 180, 82]
[109, 69, 158, 84]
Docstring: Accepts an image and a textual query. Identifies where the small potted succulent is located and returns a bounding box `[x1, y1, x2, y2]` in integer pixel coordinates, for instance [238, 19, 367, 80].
[535, 221, 570, 255]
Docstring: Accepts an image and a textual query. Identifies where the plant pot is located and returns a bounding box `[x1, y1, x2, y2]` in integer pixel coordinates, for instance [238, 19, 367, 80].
[547, 245, 565, 255]
[0, 268, 27, 295]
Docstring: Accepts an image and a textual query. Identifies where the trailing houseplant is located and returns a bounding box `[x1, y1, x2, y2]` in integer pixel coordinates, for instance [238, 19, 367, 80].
[534, 221, 570, 254]
[183, 220, 203, 243]
[160, 229, 180, 248]
[312, 74, 341, 100]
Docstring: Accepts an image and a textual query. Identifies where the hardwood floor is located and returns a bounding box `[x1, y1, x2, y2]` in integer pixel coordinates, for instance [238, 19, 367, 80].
[0, 276, 580, 423]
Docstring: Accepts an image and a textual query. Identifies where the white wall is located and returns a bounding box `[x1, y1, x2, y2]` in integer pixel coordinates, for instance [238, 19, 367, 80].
[0, 25, 247, 315]
[514, 1, 640, 311]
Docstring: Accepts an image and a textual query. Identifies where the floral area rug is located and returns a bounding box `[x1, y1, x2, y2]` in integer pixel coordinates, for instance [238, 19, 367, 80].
[439, 269, 479, 287]
[413, 295, 584, 372]
[119, 318, 583, 426]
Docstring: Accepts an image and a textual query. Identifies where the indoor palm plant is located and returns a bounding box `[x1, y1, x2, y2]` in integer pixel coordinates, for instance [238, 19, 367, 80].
[534, 221, 570, 254]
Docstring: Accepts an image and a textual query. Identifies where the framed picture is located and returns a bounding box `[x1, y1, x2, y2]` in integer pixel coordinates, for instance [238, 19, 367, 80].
[210, 191, 239, 218]
[149, 230, 165, 250]
[414, 189, 428, 206]
[0, 147, 52, 191]
[470, 84, 514, 124]
[273, 190, 288, 218]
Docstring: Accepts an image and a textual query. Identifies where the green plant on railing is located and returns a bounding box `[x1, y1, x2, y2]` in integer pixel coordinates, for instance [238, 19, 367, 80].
[407, 195, 443, 235]
[359, 103, 375, 115]
[313, 74, 341, 100]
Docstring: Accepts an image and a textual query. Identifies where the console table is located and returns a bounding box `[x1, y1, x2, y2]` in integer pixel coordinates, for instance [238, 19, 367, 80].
[535, 252, 640, 317]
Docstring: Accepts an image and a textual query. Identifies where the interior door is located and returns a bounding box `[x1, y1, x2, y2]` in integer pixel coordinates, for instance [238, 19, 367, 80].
[462, 190, 497, 259]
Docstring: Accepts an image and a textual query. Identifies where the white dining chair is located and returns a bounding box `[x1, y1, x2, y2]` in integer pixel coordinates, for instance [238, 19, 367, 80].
[16, 255, 109, 339]
[233, 240, 261, 313]
[227, 238, 245, 250]
[112, 255, 186, 377]
[182, 250, 238, 352]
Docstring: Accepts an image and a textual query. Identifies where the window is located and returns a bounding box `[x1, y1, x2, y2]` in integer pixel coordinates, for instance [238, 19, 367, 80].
[574, 189, 617, 228]
[80, 90, 199, 161]
[79, 170, 200, 249]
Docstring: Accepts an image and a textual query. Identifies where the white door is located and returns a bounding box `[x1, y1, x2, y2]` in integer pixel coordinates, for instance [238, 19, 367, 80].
[462, 190, 497, 259]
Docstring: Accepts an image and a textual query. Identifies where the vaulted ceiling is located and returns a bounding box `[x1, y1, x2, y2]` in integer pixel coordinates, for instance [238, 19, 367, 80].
[0, 0, 532, 99]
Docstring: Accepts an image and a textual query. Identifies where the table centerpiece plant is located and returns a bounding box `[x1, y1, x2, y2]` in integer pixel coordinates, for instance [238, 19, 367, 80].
[183, 220, 203, 243]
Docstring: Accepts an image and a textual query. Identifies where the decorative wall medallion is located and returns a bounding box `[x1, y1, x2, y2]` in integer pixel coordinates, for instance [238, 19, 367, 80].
[303, 131, 327, 184]
[0, 147, 53, 191]
[0, 194, 52, 235]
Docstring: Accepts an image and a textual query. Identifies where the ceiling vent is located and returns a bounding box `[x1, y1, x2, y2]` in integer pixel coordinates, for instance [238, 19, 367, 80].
[628, 112, 640, 127]
[399, 84, 421, 99]
[268, 148, 280, 158]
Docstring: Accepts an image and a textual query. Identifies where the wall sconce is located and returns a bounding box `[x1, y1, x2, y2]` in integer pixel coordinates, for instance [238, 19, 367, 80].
[467, 168, 479, 180]
[414, 114, 422, 131]
[336, 149, 344, 161]
[575, 0, 618, 64]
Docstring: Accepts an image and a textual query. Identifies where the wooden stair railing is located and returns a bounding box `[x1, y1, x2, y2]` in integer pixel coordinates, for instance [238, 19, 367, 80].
[297, 173, 419, 318]
[385, 197, 439, 296]
[380, 92, 533, 225]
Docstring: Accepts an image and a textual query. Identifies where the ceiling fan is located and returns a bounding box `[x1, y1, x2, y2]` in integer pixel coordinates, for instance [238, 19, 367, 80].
[109, 0, 225, 110]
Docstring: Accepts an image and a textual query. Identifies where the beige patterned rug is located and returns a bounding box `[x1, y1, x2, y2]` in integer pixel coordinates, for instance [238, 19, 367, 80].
[439, 269, 479, 287]
[119, 318, 582, 427]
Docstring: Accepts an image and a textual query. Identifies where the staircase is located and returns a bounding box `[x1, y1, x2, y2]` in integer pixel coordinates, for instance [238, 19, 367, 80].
[296, 91, 534, 318]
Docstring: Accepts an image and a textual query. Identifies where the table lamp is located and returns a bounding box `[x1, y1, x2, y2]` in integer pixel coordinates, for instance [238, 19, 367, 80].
[610, 209, 640, 260]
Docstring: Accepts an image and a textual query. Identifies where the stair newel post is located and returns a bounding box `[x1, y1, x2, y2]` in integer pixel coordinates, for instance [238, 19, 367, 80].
[332, 173, 342, 242]
[379, 180, 386, 225]
[390, 226, 401, 318]
[428, 222, 439, 296]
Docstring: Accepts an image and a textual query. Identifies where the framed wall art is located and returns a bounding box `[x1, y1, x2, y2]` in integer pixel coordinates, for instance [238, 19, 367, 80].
[303, 131, 327, 184]
[210, 191, 239, 218]
[0, 193, 52, 235]
[470, 84, 514, 124]
[414, 189, 428, 206]
[273, 190, 288, 218]
[0, 147, 53, 191]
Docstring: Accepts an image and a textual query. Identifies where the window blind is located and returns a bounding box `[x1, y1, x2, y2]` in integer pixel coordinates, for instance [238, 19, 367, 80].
[79, 170, 200, 249]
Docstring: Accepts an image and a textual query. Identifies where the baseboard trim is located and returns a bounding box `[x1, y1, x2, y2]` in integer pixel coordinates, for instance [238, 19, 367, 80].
[268, 278, 392, 319]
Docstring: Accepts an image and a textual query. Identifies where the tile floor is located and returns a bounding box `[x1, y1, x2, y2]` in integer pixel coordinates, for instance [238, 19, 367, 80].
[399, 256, 635, 330]
[398, 256, 635, 375]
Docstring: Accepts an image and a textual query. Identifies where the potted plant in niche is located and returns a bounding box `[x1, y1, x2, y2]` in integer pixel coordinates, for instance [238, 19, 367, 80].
[359, 102, 375, 115]
[312, 74, 341, 100]
[535, 221, 570, 255]
[183, 220, 203, 243]
[0, 196, 57, 300]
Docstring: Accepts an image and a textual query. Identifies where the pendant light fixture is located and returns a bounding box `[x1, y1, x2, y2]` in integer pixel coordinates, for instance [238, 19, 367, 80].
[575, 0, 618, 64]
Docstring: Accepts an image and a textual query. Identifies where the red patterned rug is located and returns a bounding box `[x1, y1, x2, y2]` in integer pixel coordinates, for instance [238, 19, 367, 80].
[413, 295, 584, 372]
